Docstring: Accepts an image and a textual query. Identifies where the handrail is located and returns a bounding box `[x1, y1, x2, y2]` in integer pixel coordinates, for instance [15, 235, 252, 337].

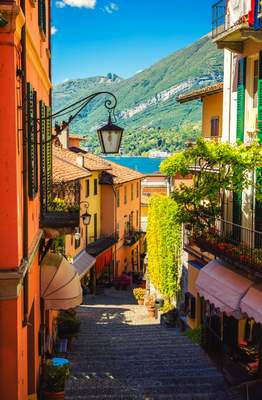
[234, 378, 262, 400]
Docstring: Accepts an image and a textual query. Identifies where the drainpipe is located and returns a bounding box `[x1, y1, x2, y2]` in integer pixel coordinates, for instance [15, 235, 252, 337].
[21, 0, 29, 326]
[21, 0, 28, 261]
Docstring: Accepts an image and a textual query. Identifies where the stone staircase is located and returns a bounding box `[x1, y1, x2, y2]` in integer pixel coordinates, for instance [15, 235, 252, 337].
[65, 289, 242, 400]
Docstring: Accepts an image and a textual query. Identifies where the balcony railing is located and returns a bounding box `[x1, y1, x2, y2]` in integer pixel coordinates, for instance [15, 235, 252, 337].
[212, 0, 227, 38]
[184, 215, 262, 275]
[40, 180, 80, 229]
[124, 230, 143, 247]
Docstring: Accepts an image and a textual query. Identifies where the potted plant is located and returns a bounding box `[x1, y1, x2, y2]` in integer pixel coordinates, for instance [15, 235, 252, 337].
[133, 288, 146, 305]
[145, 295, 156, 318]
[57, 310, 81, 350]
[43, 359, 70, 399]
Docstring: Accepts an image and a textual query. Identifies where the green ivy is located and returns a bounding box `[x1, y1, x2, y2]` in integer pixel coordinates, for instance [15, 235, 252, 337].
[147, 196, 182, 300]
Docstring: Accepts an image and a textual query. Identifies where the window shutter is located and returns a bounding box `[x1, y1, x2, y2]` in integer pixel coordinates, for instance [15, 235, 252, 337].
[190, 296, 196, 319]
[27, 83, 38, 198]
[236, 58, 246, 143]
[257, 52, 262, 143]
[39, 100, 46, 205]
[38, 0, 46, 34]
[233, 192, 242, 241]
[45, 106, 52, 202]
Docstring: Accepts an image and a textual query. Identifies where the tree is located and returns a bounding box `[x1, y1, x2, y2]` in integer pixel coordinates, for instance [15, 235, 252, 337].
[160, 138, 262, 224]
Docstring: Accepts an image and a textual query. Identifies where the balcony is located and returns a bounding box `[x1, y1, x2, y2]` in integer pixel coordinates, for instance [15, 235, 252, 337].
[124, 230, 143, 247]
[184, 215, 262, 277]
[40, 180, 80, 232]
[212, 0, 262, 52]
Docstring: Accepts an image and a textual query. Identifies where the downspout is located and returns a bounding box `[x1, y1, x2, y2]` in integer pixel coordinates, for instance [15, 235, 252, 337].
[21, 0, 29, 326]
[21, 0, 28, 261]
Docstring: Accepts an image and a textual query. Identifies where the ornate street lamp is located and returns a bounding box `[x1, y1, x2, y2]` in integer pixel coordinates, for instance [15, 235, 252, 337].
[50, 91, 124, 154]
[81, 211, 91, 226]
[97, 114, 124, 154]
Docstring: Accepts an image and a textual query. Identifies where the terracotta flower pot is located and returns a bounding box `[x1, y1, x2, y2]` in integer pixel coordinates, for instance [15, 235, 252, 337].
[138, 299, 144, 305]
[43, 391, 65, 400]
[147, 306, 155, 318]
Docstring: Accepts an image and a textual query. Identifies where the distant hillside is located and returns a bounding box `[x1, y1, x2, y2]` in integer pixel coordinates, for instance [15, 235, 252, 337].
[53, 35, 223, 154]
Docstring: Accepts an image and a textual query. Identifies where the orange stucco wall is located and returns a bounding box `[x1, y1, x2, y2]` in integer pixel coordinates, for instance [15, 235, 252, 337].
[0, 0, 51, 398]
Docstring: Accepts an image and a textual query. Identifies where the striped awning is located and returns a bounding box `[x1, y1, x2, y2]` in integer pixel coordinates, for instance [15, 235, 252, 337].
[73, 250, 96, 279]
[196, 259, 253, 318]
[41, 252, 82, 310]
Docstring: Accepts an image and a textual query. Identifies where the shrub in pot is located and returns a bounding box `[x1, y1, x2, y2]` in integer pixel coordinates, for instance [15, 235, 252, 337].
[145, 295, 156, 318]
[43, 359, 70, 399]
[133, 288, 146, 305]
[57, 310, 81, 339]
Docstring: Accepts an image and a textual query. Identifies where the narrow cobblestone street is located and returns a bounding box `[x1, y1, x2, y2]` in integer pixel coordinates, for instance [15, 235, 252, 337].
[65, 288, 240, 400]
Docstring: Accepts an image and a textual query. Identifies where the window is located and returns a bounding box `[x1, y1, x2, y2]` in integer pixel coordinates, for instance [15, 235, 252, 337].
[136, 182, 139, 198]
[211, 116, 219, 137]
[136, 210, 139, 227]
[116, 189, 120, 207]
[38, 0, 46, 35]
[253, 59, 259, 108]
[124, 186, 127, 204]
[94, 179, 98, 195]
[131, 184, 134, 201]
[94, 213, 97, 241]
[116, 223, 120, 240]
[85, 179, 90, 197]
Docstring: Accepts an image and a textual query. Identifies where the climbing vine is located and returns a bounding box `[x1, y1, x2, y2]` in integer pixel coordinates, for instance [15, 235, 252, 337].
[147, 196, 182, 300]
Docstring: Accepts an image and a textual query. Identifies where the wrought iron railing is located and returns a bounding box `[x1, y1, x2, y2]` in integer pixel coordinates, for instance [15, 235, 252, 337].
[40, 180, 80, 228]
[184, 215, 262, 275]
[212, 0, 227, 38]
[124, 230, 143, 246]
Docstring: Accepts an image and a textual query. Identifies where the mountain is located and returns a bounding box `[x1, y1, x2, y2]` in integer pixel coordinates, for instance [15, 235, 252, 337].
[53, 35, 223, 154]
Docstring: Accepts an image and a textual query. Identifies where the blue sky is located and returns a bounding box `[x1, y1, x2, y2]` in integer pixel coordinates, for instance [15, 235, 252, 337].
[52, 0, 214, 84]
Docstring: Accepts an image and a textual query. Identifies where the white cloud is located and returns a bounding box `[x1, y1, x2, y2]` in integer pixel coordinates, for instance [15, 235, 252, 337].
[104, 2, 119, 14]
[56, 0, 96, 8]
[51, 26, 58, 35]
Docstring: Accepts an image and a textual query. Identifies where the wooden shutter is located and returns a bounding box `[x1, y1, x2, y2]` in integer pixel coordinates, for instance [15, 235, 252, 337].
[38, 0, 46, 34]
[236, 58, 246, 143]
[190, 296, 196, 319]
[27, 83, 38, 198]
[39, 100, 46, 205]
[45, 106, 52, 203]
[257, 51, 262, 143]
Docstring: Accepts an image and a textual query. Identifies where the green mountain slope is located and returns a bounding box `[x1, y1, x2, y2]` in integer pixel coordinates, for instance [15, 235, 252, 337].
[53, 35, 223, 154]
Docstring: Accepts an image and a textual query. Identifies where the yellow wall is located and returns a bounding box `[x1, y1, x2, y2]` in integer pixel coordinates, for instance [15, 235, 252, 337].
[187, 264, 201, 329]
[202, 92, 223, 139]
[65, 171, 101, 258]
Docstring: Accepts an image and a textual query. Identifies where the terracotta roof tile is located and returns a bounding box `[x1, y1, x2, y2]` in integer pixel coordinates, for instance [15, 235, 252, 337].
[105, 160, 144, 184]
[176, 82, 223, 104]
[53, 155, 91, 182]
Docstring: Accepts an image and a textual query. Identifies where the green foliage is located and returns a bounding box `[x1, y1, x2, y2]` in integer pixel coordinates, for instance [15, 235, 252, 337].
[53, 236, 65, 254]
[161, 138, 262, 222]
[44, 360, 70, 392]
[53, 35, 223, 150]
[133, 288, 146, 300]
[147, 196, 182, 299]
[185, 326, 203, 345]
[57, 310, 81, 338]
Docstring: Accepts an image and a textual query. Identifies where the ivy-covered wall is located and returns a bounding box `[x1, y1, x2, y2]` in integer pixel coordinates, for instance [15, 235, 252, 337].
[147, 195, 182, 300]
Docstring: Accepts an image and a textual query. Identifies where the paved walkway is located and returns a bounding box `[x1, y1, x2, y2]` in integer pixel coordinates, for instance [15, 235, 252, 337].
[65, 288, 241, 400]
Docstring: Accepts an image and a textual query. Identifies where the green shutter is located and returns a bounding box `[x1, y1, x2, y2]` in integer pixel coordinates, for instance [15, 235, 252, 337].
[38, 0, 46, 34]
[45, 106, 52, 201]
[236, 58, 246, 143]
[39, 100, 46, 205]
[27, 83, 38, 198]
[257, 52, 262, 143]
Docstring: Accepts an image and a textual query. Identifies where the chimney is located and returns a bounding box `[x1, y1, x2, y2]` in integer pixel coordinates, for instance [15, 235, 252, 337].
[76, 155, 85, 168]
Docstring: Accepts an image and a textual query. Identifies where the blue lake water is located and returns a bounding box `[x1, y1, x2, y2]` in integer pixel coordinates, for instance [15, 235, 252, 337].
[104, 157, 166, 174]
